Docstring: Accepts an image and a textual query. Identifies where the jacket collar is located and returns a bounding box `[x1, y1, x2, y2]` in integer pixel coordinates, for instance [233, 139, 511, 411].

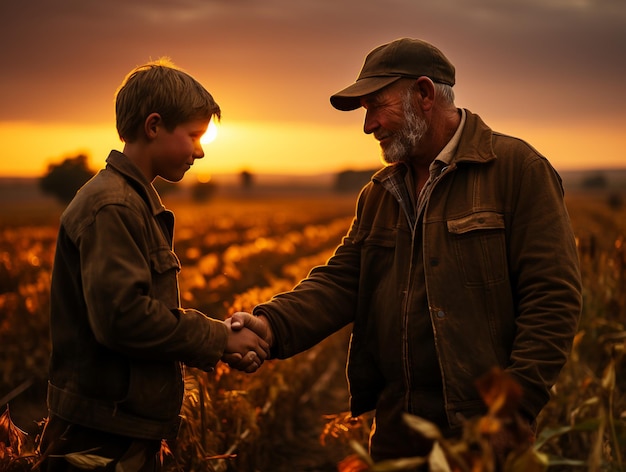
[105, 150, 168, 217]
[453, 109, 498, 166]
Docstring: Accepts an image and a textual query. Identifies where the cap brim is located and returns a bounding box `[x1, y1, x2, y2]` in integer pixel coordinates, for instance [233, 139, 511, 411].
[330, 76, 402, 111]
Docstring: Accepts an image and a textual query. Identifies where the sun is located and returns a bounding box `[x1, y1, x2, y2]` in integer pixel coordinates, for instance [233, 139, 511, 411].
[201, 120, 218, 144]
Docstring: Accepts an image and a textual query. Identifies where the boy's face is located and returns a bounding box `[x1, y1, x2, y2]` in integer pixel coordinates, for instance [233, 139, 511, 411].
[152, 118, 210, 182]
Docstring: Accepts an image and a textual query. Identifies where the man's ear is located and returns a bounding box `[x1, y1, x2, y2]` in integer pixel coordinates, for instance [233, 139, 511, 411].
[144, 113, 162, 139]
[415, 77, 436, 112]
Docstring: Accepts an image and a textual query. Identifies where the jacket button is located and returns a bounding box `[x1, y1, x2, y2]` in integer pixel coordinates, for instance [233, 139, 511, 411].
[430, 258, 439, 266]
[437, 310, 445, 318]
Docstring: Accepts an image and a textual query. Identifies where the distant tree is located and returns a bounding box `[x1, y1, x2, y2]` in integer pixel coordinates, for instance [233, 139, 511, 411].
[191, 180, 218, 201]
[607, 192, 623, 211]
[581, 173, 608, 189]
[39, 154, 96, 204]
[240, 170, 254, 189]
[334, 169, 376, 193]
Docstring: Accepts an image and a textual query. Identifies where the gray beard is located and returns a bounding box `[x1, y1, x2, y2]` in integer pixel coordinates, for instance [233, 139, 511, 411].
[382, 92, 428, 165]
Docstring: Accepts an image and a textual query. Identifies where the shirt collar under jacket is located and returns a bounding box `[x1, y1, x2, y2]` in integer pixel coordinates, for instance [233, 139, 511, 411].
[431, 107, 466, 173]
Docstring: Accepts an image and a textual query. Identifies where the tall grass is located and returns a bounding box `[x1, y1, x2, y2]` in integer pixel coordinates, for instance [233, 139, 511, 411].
[1, 189, 624, 471]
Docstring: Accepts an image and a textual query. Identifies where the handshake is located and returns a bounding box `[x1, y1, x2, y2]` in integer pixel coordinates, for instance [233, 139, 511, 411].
[221, 312, 273, 373]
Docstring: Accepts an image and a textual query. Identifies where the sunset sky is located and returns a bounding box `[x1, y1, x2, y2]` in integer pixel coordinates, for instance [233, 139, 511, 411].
[1, 0, 625, 181]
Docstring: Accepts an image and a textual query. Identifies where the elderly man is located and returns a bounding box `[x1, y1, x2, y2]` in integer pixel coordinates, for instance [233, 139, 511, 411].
[229, 37, 582, 465]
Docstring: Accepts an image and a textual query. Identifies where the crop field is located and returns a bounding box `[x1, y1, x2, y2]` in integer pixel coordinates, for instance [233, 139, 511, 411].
[1, 187, 625, 471]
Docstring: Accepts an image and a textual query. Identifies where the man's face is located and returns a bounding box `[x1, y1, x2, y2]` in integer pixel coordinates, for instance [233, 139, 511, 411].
[361, 81, 428, 164]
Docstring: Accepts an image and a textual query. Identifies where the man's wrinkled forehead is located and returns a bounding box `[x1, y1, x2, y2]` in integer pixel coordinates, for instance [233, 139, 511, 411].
[361, 78, 414, 108]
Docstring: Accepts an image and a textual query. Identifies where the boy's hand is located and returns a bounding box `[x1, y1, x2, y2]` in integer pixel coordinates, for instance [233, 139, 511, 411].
[222, 313, 271, 373]
[229, 312, 273, 346]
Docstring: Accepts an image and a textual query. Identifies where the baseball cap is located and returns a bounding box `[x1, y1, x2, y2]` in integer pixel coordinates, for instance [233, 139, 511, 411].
[330, 38, 456, 111]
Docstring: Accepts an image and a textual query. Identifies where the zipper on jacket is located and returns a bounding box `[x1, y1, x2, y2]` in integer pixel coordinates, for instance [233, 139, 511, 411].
[398, 163, 455, 415]
[380, 169, 422, 413]
[401, 224, 418, 412]
[415, 164, 455, 422]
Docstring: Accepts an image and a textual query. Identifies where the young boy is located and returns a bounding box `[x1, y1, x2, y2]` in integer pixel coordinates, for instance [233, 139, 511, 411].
[38, 59, 268, 471]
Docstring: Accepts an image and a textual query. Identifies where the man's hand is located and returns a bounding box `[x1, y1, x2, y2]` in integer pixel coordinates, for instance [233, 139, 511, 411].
[229, 312, 273, 345]
[222, 312, 272, 373]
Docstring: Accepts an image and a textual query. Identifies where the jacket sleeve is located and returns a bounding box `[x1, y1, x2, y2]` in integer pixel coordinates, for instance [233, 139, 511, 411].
[253, 193, 367, 359]
[506, 154, 582, 419]
[77, 203, 228, 371]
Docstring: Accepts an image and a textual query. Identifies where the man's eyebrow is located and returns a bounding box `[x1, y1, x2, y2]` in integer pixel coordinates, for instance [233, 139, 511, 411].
[363, 92, 384, 107]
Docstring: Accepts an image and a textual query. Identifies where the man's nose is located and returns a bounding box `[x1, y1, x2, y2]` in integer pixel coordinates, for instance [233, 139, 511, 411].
[363, 110, 378, 135]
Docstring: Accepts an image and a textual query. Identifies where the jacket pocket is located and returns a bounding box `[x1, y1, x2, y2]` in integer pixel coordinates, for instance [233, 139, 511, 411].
[118, 360, 184, 421]
[448, 398, 488, 428]
[149, 248, 181, 306]
[353, 226, 397, 247]
[354, 226, 399, 291]
[447, 211, 507, 286]
[150, 247, 181, 273]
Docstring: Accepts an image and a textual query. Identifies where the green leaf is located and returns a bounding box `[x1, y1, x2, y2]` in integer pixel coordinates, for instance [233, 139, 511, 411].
[402, 413, 442, 440]
[349, 439, 375, 466]
[534, 425, 572, 449]
[371, 456, 429, 471]
[601, 359, 616, 391]
[63, 451, 114, 470]
[428, 442, 453, 472]
[544, 454, 588, 467]
[505, 448, 549, 472]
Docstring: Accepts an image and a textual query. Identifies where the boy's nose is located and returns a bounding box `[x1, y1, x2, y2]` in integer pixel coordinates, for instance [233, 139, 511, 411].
[194, 144, 205, 160]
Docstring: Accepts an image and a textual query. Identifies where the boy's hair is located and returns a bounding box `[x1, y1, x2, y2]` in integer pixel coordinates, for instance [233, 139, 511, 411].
[115, 57, 221, 143]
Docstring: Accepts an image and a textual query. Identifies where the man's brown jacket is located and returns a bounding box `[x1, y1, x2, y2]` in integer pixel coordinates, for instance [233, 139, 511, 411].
[255, 110, 582, 431]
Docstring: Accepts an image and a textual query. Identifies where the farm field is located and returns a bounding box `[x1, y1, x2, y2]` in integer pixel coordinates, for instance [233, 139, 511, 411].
[1, 187, 625, 471]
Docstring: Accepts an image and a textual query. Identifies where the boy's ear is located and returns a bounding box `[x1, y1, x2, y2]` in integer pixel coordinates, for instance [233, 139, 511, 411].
[144, 113, 162, 139]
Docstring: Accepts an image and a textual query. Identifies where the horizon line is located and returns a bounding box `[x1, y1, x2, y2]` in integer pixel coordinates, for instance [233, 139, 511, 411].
[2, 165, 626, 180]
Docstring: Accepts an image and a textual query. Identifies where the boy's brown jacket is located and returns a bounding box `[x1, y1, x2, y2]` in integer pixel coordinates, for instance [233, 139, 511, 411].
[47, 151, 228, 440]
